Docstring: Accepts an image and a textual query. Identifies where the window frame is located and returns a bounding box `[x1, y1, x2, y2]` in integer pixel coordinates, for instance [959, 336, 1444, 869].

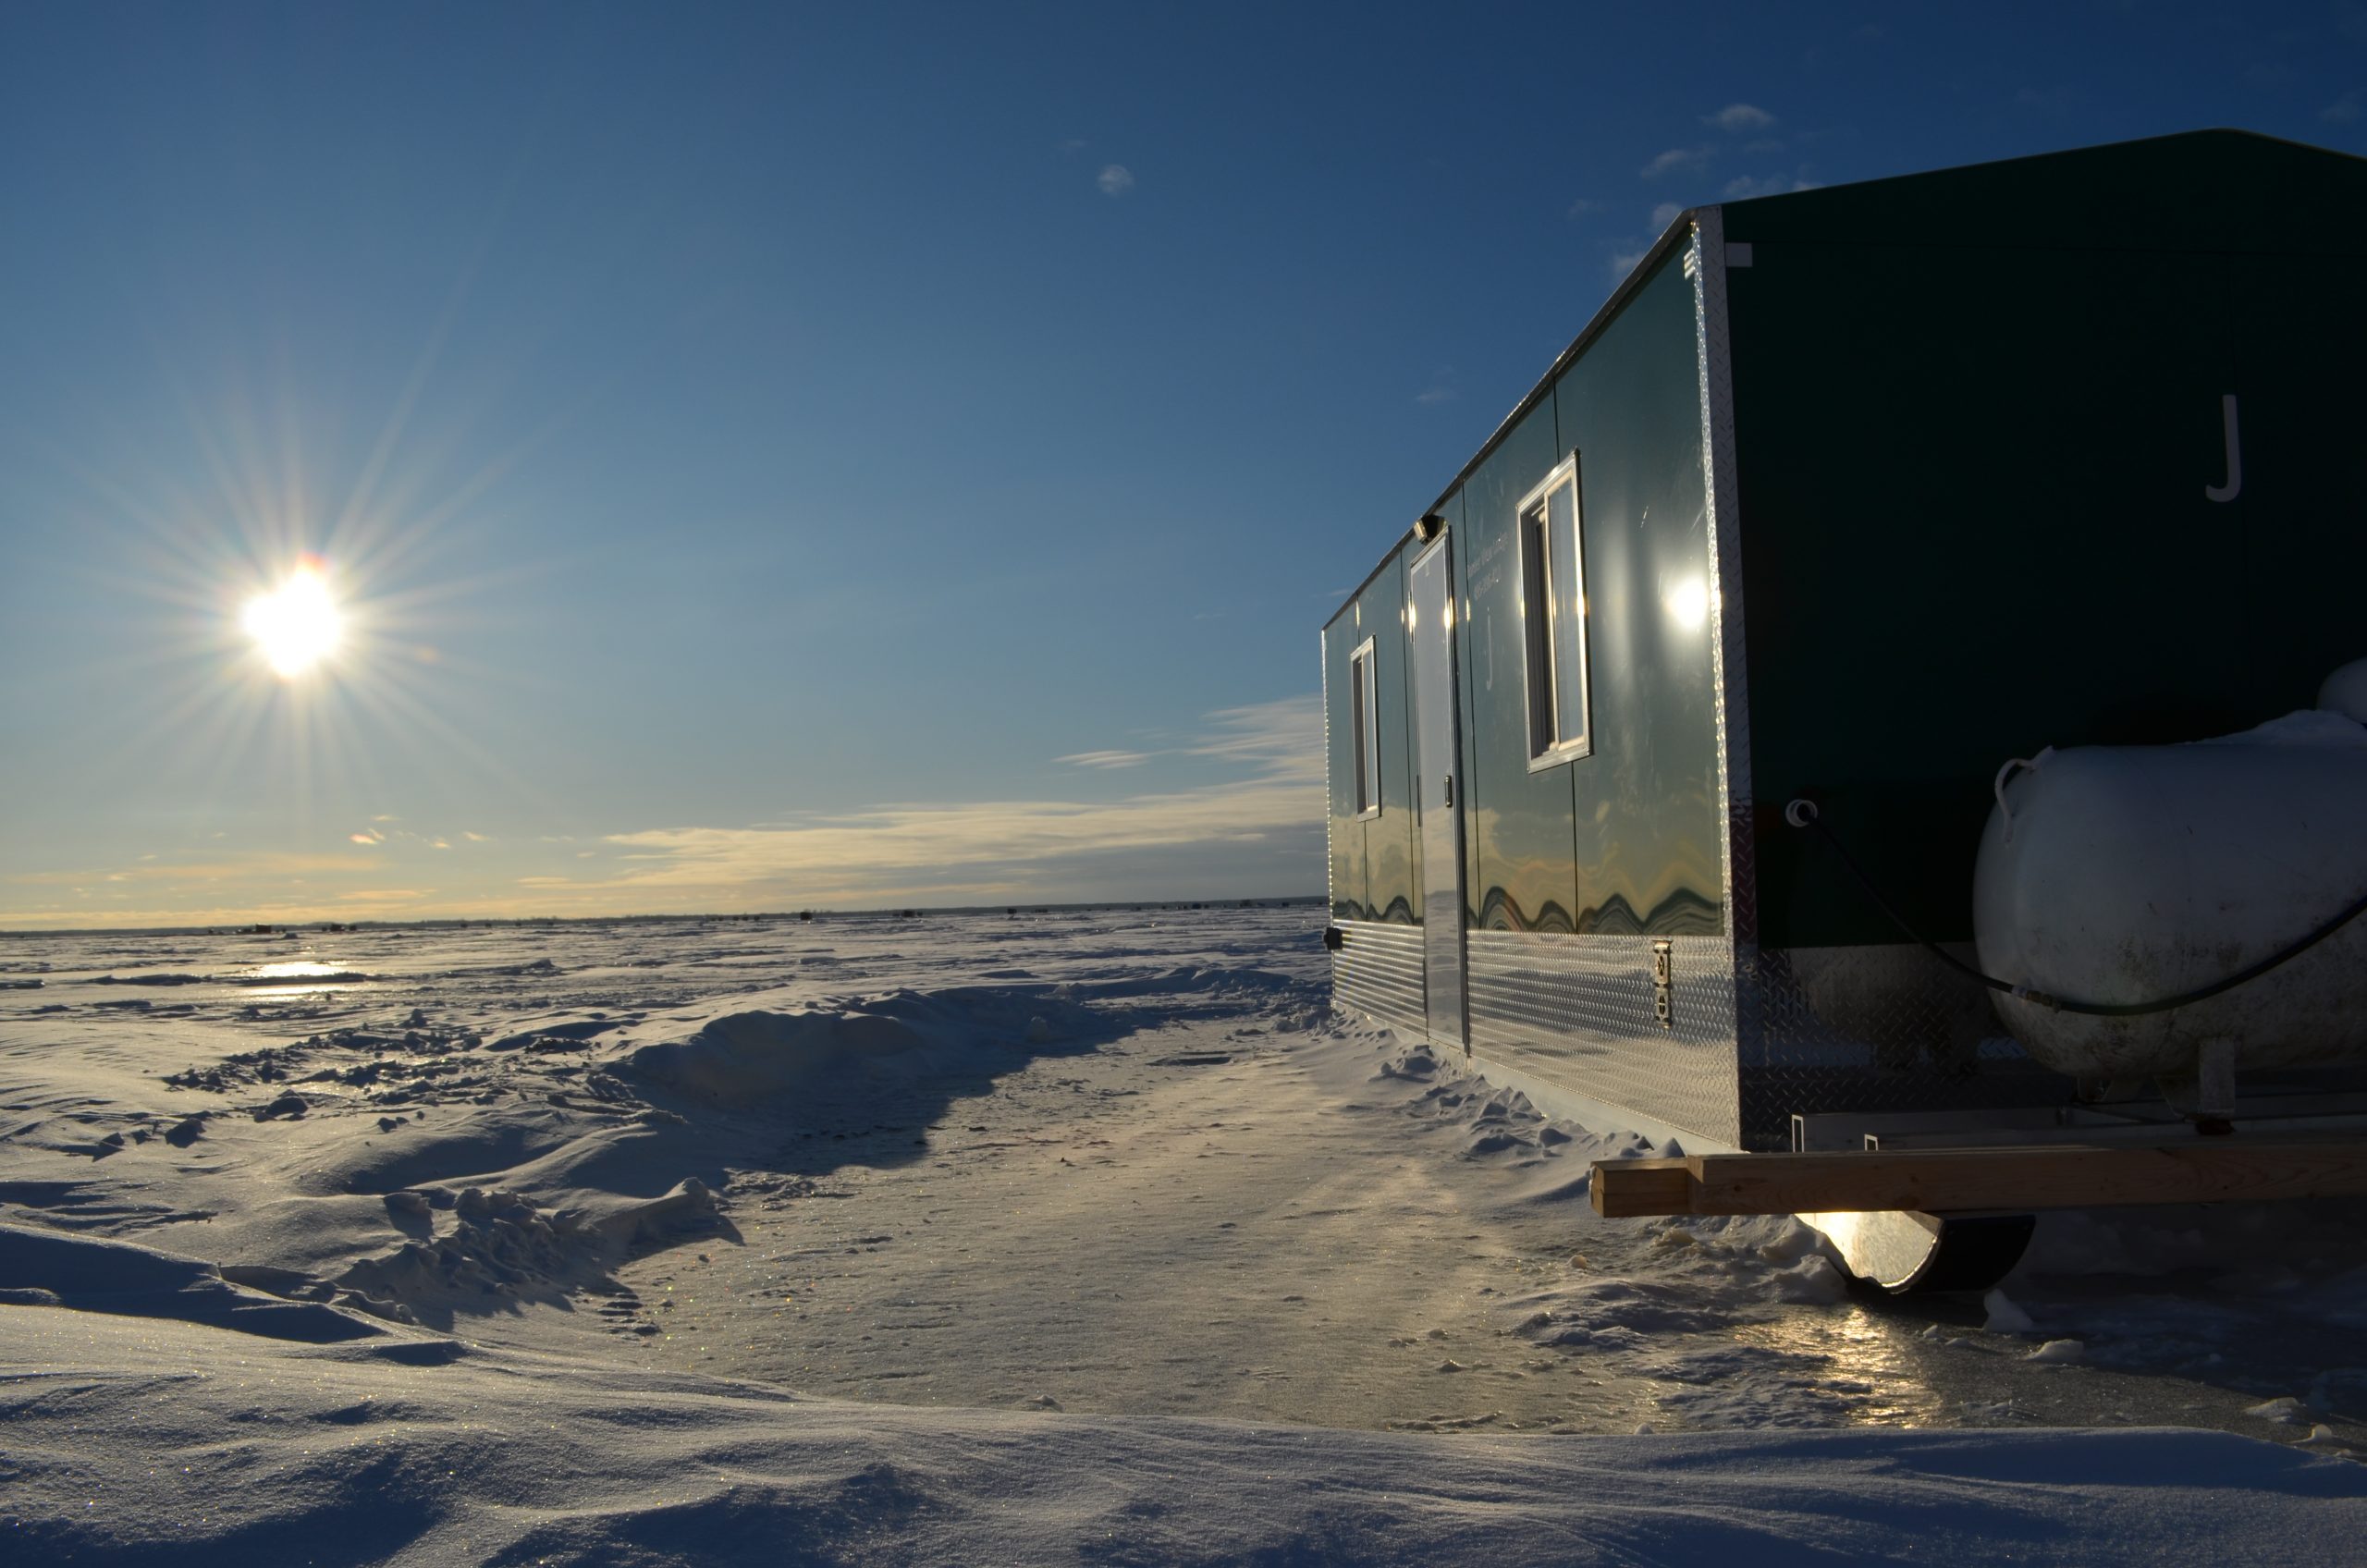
[1349, 635, 1382, 819]
[1515, 451, 1594, 770]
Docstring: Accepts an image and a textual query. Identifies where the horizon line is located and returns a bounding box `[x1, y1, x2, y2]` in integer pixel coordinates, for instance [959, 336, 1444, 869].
[0, 892, 1331, 941]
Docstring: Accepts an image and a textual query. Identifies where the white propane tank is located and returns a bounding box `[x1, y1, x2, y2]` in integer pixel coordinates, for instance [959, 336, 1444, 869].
[1972, 660, 2367, 1084]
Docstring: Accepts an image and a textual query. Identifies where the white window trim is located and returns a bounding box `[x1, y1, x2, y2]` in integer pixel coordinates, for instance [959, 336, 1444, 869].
[1350, 636, 1382, 819]
[1515, 451, 1594, 771]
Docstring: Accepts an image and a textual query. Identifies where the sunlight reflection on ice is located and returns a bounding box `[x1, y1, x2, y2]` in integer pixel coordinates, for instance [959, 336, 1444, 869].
[238, 959, 368, 996]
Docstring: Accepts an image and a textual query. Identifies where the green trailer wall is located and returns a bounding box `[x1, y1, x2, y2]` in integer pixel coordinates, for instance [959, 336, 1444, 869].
[1443, 250, 1728, 942]
[1722, 130, 2367, 952]
[1324, 555, 1420, 925]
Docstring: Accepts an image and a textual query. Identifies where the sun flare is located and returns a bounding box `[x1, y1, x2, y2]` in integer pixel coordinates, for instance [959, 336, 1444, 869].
[242, 560, 342, 677]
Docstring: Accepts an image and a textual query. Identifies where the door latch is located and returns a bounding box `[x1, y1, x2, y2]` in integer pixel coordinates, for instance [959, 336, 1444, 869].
[1442, 773, 1454, 809]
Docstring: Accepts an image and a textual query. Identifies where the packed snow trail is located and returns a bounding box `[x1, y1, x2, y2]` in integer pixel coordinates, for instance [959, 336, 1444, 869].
[3, 904, 2364, 1453]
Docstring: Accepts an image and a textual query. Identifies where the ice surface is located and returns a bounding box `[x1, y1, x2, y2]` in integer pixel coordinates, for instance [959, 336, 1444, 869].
[1, 903, 2361, 1562]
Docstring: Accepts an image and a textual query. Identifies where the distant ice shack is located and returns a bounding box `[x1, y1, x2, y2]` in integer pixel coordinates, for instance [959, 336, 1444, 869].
[1320, 130, 2367, 1152]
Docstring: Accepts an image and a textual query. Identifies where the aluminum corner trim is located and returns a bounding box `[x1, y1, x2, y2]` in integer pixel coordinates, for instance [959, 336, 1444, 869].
[1689, 208, 1759, 974]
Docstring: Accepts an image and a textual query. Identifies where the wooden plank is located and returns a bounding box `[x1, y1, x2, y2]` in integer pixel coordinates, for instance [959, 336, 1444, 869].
[1590, 1160, 1693, 1218]
[1589, 1136, 2367, 1218]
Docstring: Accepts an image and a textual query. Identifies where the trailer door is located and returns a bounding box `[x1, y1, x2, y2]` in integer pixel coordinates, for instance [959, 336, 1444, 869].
[1408, 538, 1468, 1051]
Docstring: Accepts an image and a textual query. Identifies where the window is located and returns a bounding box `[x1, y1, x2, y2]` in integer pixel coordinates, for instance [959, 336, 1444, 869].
[1350, 637, 1381, 817]
[1516, 453, 1592, 766]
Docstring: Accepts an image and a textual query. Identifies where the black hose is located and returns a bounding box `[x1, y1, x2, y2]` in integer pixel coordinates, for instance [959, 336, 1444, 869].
[1784, 798, 2367, 1017]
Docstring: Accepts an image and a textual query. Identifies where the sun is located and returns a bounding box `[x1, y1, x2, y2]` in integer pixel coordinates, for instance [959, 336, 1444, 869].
[242, 558, 342, 677]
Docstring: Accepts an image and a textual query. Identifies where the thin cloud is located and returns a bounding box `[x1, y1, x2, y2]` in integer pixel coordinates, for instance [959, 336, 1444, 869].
[1650, 202, 1686, 230]
[6, 853, 397, 888]
[1704, 104, 1776, 133]
[1181, 696, 1323, 781]
[350, 830, 386, 845]
[599, 696, 1322, 905]
[1098, 165, 1135, 196]
[1640, 146, 1711, 179]
[2324, 92, 2361, 124]
[1059, 750, 1154, 769]
[1, 704, 1326, 926]
[1565, 197, 1603, 219]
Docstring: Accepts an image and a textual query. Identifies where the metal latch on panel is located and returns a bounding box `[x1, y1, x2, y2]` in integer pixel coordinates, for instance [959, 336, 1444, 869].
[1442, 774, 1454, 809]
[1650, 940, 1674, 1030]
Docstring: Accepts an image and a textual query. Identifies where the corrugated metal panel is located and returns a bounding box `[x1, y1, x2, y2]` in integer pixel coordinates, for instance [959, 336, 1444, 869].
[1332, 920, 1426, 1035]
[1466, 929, 1739, 1147]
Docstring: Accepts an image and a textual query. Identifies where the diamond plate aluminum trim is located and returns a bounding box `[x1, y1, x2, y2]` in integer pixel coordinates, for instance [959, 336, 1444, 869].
[1465, 928, 1740, 1146]
[1332, 919, 1427, 1036]
[1739, 943, 2064, 1149]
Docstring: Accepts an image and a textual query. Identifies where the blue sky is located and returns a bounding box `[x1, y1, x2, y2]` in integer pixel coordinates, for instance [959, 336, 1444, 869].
[4, 3, 2362, 926]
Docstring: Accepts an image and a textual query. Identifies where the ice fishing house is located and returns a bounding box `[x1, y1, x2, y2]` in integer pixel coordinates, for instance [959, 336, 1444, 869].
[1322, 131, 2367, 1152]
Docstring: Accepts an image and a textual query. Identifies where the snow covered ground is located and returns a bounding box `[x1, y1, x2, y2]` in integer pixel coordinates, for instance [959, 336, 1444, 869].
[3, 903, 2362, 1562]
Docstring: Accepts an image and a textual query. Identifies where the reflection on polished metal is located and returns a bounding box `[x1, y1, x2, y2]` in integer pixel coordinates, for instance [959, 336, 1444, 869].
[1408, 538, 1467, 1050]
[1331, 919, 1424, 1036]
[1466, 928, 1737, 1145]
[1802, 1209, 2036, 1294]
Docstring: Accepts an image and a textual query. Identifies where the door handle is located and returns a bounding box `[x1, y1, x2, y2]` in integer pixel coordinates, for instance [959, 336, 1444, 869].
[1442, 774, 1454, 808]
